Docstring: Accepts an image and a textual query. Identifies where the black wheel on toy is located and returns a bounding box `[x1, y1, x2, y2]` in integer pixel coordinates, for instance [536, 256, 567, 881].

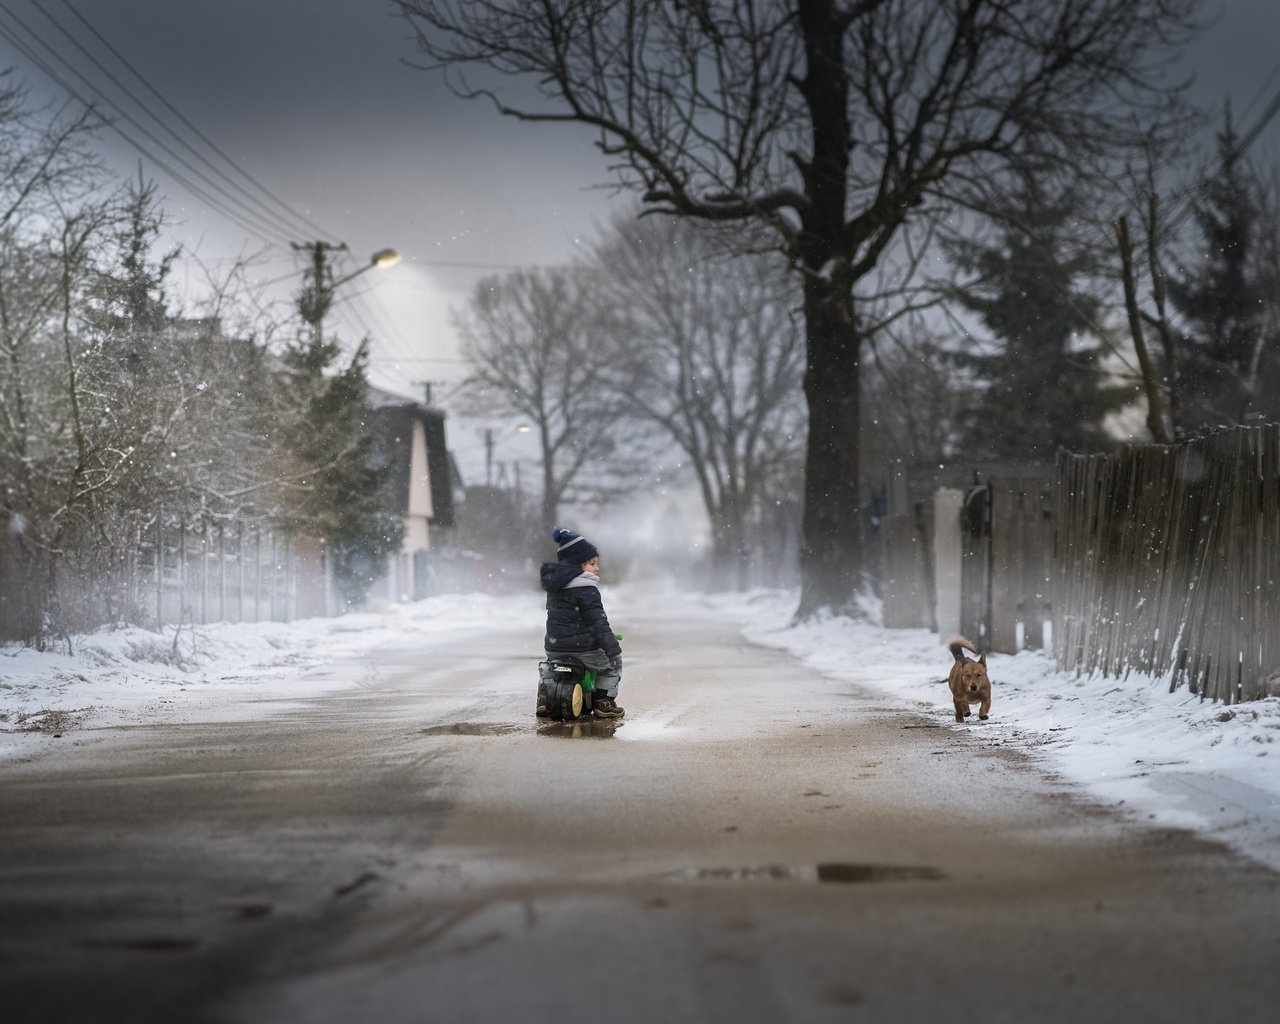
[547, 678, 584, 720]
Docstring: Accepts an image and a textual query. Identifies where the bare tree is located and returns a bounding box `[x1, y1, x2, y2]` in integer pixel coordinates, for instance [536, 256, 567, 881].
[861, 314, 963, 477]
[452, 265, 634, 535]
[593, 215, 805, 589]
[0, 104, 299, 639]
[395, 0, 1199, 616]
[0, 85, 112, 640]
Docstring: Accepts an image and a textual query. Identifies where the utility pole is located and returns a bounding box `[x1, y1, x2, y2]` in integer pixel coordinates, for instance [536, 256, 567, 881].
[483, 427, 494, 487]
[415, 379, 446, 407]
[291, 240, 348, 345]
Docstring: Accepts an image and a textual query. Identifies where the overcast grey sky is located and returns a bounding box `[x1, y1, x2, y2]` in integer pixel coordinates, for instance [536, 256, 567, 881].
[0, 0, 622, 405]
[1, 0, 1278, 407]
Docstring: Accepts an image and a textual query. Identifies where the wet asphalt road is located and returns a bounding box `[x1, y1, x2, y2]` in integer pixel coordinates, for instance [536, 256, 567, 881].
[2, 604, 1279, 1023]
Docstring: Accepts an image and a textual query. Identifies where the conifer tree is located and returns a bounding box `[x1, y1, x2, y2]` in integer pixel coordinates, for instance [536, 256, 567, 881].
[281, 250, 402, 607]
[947, 180, 1125, 459]
[1168, 111, 1277, 428]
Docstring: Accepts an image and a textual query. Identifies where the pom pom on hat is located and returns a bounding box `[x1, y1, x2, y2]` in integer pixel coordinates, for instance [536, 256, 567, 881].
[552, 527, 599, 565]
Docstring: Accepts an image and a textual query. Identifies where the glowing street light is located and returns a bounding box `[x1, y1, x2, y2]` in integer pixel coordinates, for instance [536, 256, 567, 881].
[330, 247, 401, 289]
[292, 241, 400, 342]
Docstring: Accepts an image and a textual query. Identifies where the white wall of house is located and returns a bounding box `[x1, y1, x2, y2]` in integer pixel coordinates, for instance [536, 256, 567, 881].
[377, 417, 437, 603]
[403, 418, 433, 554]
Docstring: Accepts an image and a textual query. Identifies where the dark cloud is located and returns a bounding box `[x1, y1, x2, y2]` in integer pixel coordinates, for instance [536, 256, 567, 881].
[2, 0, 1278, 399]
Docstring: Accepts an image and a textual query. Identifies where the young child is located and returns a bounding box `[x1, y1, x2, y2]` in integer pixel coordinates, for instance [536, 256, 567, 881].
[538, 527, 624, 718]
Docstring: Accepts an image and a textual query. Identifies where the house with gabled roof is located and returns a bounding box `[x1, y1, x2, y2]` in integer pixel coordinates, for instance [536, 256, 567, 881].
[367, 388, 456, 601]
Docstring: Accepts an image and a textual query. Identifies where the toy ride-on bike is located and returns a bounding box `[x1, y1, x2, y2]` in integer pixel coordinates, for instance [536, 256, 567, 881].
[538, 633, 622, 721]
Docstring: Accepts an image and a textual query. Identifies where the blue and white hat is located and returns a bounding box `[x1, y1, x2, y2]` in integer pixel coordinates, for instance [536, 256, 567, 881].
[552, 527, 599, 565]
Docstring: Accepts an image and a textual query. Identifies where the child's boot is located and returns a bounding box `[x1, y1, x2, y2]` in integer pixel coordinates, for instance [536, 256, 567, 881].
[593, 695, 624, 718]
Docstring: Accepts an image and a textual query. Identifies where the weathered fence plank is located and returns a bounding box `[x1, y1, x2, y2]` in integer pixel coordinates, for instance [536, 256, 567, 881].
[1053, 426, 1280, 701]
[881, 461, 1055, 652]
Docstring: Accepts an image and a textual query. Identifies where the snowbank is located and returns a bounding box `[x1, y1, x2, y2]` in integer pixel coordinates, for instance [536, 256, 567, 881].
[0, 593, 535, 755]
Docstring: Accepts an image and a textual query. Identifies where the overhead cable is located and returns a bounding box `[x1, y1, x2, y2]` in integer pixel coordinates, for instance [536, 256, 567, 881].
[54, 0, 339, 243]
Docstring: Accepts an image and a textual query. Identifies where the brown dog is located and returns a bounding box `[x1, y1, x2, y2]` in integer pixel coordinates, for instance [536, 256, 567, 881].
[947, 636, 991, 723]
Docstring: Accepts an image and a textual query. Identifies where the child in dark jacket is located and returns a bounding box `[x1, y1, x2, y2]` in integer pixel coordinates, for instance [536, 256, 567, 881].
[538, 527, 624, 718]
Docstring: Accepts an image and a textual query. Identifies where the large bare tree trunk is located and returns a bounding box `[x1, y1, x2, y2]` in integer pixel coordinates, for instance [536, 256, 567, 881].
[794, 0, 863, 616]
[797, 274, 863, 616]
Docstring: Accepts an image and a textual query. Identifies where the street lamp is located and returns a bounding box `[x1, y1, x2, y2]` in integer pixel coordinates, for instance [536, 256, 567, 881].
[330, 247, 401, 290]
[291, 241, 400, 343]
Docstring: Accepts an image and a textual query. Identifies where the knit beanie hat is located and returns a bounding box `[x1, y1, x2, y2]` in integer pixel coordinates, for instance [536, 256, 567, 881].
[552, 527, 599, 565]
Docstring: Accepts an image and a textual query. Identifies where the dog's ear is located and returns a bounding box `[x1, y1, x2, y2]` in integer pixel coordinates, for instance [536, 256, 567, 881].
[979, 652, 987, 666]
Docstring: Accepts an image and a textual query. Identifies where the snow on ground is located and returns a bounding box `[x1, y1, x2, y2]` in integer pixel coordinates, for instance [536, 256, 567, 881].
[3, 585, 1280, 871]
[0, 592, 543, 756]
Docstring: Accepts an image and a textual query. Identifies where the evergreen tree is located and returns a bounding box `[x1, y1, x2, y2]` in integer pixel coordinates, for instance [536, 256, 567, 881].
[280, 251, 403, 607]
[1168, 110, 1277, 428]
[947, 180, 1125, 459]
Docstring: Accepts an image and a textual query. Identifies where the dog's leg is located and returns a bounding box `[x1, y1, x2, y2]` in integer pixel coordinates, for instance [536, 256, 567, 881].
[954, 701, 967, 723]
[979, 694, 990, 720]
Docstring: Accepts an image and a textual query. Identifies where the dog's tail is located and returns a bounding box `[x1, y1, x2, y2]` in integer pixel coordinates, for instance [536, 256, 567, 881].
[947, 635, 979, 661]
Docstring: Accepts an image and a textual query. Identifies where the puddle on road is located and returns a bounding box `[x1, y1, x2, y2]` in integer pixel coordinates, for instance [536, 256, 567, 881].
[224, 903, 272, 920]
[814, 863, 945, 883]
[76, 936, 201, 952]
[333, 871, 380, 898]
[664, 863, 945, 885]
[420, 720, 623, 739]
[421, 722, 522, 737]
[537, 719, 622, 740]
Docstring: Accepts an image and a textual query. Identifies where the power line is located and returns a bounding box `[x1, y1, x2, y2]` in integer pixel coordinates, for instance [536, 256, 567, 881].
[54, 0, 339, 244]
[1230, 84, 1280, 163]
[1151, 76, 1280, 244]
[340, 295, 425, 368]
[0, 1, 304, 245]
[26, 0, 310, 242]
[367, 356, 466, 364]
[327, 250, 423, 360]
[1, 3, 441, 372]
[1242, 54, 1280, 120]
[407, 258, 549, 271]
[0, 7, 290, 246]
[340, 288, 415, 354]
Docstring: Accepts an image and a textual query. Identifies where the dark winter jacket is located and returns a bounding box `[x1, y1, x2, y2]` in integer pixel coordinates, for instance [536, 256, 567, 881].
[541, 562, 622, 658]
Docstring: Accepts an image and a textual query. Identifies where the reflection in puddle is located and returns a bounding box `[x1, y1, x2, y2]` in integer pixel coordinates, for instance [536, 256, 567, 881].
[537, 719, 622, 740]
[815, 863, 945, 883]
[422, 722, 522, 737]
[664, 863, 945, 884]
[76, 936, 201, 952]
[224, 903, 273, 920]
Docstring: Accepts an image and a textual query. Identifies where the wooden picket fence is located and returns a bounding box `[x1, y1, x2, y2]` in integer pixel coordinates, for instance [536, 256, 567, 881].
[132, 516, 327, 626]
[0, 514, 333, 643]
[1053, 425, 1280, 703]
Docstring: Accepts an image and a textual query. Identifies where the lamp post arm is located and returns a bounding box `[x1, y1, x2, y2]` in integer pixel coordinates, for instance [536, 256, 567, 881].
[329, 248, 402, 291]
